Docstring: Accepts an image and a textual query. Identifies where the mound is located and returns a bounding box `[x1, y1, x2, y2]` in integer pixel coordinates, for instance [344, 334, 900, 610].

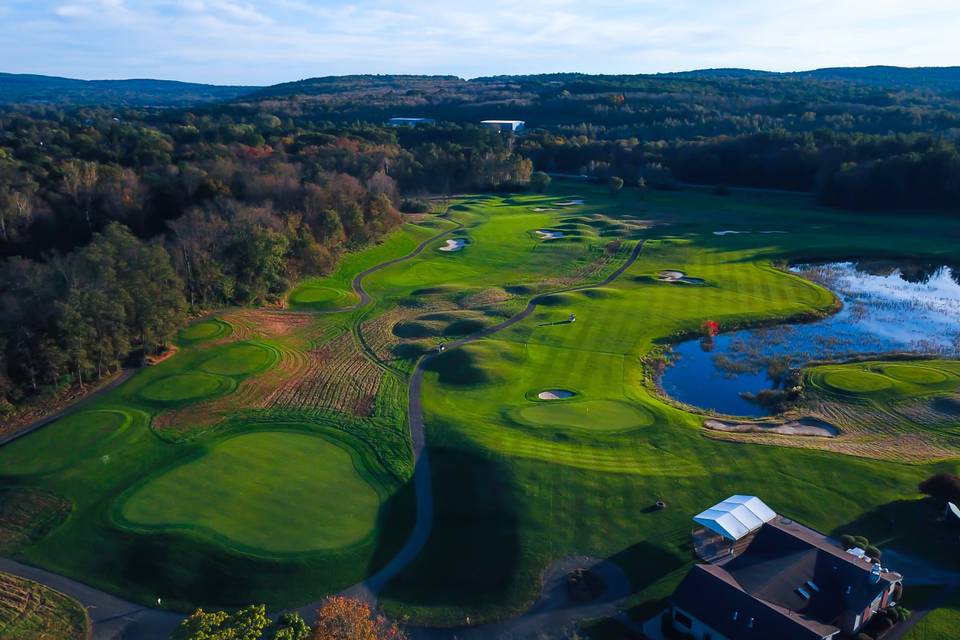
[411, 285, 459, 296]
[517, 400, 654, 431]
[580, 287, 619, 299]
[425, 348, 496, 386]
[391, 341, 431, 360]
[179, 319, 230, 343]
[822, 370, 893, 394]
[393, 320, 441, 339]
[877, 364, 950, 385]
[140, 372, 233, 403]
[443, 318, 489, 336]
[201, 343, 277, 376]
[117, 431, 382, 554]
[0, 410, 131, 475]
[288, 284, 355, 309]
[536, 292, 578, 306]
[932, 395, 960, 416]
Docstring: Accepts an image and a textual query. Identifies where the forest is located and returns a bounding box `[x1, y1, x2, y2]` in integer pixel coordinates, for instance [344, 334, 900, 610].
[2, 67, 959, 414]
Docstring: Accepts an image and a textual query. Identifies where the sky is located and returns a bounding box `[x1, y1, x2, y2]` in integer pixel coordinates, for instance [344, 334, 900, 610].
[1, 0, 959, 86]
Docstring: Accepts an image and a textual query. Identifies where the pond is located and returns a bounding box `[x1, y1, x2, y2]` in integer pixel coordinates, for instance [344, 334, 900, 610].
[659, 262, 960, 417]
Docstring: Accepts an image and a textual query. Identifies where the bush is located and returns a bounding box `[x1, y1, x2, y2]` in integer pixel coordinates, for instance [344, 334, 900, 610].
[919, 473, 960, 504]
[399, 198, 430, 213]
[865, 545, 882, 561]
[840, 534, 856, 549]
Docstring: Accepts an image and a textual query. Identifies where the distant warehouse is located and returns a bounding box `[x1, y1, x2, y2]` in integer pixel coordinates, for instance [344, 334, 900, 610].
[480, 120, 525, 133]
[387, 117, 435, 127]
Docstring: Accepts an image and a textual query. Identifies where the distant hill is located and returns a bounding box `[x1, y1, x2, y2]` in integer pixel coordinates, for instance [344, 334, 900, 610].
[796, 66, 960, 90]
[0, 73, 261, 106]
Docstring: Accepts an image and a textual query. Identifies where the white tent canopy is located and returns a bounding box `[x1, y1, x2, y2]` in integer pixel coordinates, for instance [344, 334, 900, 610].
[693, 495, 777, 541]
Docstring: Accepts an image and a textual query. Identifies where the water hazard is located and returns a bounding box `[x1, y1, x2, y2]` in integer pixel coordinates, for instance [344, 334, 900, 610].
[660, 262, 960, 417]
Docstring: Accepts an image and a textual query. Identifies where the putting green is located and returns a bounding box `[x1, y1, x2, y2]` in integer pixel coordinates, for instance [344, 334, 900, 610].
[822, 370, 893, 394]
[139, 372, 233, 403]
[117, 431, 381, 554]
[288, 285, 354, 308]
[877, 364, 950, 385]
[0, 410, 130, 475]
[516, 400, 654, 431]
[201, 343, 277, 376]
[179, 319, 229, 343]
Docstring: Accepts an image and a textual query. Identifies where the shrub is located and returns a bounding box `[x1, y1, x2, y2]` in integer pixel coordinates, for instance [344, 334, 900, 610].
[919, 473, 960, 504]
[399, 198, 430, 213]
[865, 545, 882, 561]
[840, 534, 856, 549]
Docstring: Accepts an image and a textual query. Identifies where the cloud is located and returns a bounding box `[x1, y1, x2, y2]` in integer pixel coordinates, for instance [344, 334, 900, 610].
[4, 0, 960, 84]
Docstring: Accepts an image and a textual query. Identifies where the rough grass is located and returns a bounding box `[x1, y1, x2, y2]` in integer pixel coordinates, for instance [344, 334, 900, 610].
[0, 572, 88, 640]
[0, 489, 71, 555]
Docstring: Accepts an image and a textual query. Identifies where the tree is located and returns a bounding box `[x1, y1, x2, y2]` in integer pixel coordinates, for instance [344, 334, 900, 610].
[919, 473, 960, 505]
[530, 171, 551, 193]
[608, 176, 624, 195]
[310, 596, 406, 640]
[172, 605, 269, 640]
[269, 612, 310, 640]
[61, 159, 100, 230]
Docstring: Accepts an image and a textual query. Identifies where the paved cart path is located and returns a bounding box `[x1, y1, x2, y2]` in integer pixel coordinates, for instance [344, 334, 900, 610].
[1, 216, 646, 640]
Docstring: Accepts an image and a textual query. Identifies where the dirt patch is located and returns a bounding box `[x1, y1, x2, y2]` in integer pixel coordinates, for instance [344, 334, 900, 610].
[704, 417, 838, 437]
[0, 572, 88, 640]
[217, 309, 314, 342]
[145, 344, 178, 366]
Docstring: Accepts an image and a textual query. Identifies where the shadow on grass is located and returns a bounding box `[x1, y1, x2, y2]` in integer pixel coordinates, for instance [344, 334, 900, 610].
[378, 447, 520, 623]
[832, 498, 960, 572]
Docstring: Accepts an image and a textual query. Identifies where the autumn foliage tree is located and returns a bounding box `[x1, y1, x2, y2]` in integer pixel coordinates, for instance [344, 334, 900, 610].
[310, 596, 406, 640]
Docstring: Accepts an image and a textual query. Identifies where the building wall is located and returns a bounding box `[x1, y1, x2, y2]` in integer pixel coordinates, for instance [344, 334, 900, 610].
[671, 605, 731, 640]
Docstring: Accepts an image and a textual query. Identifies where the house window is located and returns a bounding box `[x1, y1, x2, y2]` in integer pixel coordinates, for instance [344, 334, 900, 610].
[674, 610, 693, 628]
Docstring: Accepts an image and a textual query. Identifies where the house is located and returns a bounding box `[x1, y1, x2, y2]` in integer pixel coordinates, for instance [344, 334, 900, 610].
[480, 119, 525, 133]
[387, 117, 435, 127]
[668, 495, 903, 640]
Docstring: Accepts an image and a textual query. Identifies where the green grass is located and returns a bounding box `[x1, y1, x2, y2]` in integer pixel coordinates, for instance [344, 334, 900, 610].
[806, 360, 960, 403]
[118, 430, 383, 554]
[178, 318, 231, 344]
[901, 588, 960, 640]
[200, 342, 278, 376]
[3, 186, 960, 621]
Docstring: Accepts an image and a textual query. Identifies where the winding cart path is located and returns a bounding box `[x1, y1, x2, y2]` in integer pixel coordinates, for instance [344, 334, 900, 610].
[0, 215, 646, 640]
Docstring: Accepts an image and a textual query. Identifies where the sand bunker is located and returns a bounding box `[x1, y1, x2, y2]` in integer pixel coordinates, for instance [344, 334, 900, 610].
[538, 389, 576, 400]
[533, 207, 556, 212]
[439, 238, 466, 252]
[704, 417, 838, 437]
[556, 199, 585, 206]
[656, 270, 705, 285]
[536, 230, 565, 240]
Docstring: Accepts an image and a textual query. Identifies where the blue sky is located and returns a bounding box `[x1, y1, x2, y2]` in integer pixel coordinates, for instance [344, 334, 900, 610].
[1, 0, 958, 85]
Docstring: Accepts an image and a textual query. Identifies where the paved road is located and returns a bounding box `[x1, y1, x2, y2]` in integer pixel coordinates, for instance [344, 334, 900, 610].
[1, 218, 647, 639]
[0, 368, 137, 447]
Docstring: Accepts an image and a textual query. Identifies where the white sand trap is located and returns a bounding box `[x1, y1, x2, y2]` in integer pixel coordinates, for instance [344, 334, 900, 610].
[439, 238, 466, 252]
[713, 230, 748, 236]
[656, 270, 705, 285]
[536, 230, 565, 240]
[555, 199, 585, 206]
[538, 389, 575, 400]
[704, 417, 838, 437]
[532, 207, 556, 212]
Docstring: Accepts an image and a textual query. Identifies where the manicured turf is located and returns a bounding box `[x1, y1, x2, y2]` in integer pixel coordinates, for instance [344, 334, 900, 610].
[901, 588, 960, 640]
[119, 431, 382, 554]
[806, 360, 960, 403]
[516, 399, 654, 432]
[139, 372, 233, 403]
[0, 410, 131, 475]
[3, 185, 960, 622]
[200, 343, 278, 376]
[179, 319, 231, 343]
[822, 369, 893, 393]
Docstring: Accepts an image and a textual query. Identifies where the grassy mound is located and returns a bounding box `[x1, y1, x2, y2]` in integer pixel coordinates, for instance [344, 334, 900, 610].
[179, 318, 230, 344]
[139, 372, 234, 403]
[393, 320, 440, 339]
[821, 370, 893, 394]
[516, 400, 655, 432]
[877, 363, 950, 385]
[200, 343, 278, 377]
[287, 284, 356, 309]
[0, 410, 131, 475]
[536, 292, 578, 306]
[117, 431, 383, 555]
